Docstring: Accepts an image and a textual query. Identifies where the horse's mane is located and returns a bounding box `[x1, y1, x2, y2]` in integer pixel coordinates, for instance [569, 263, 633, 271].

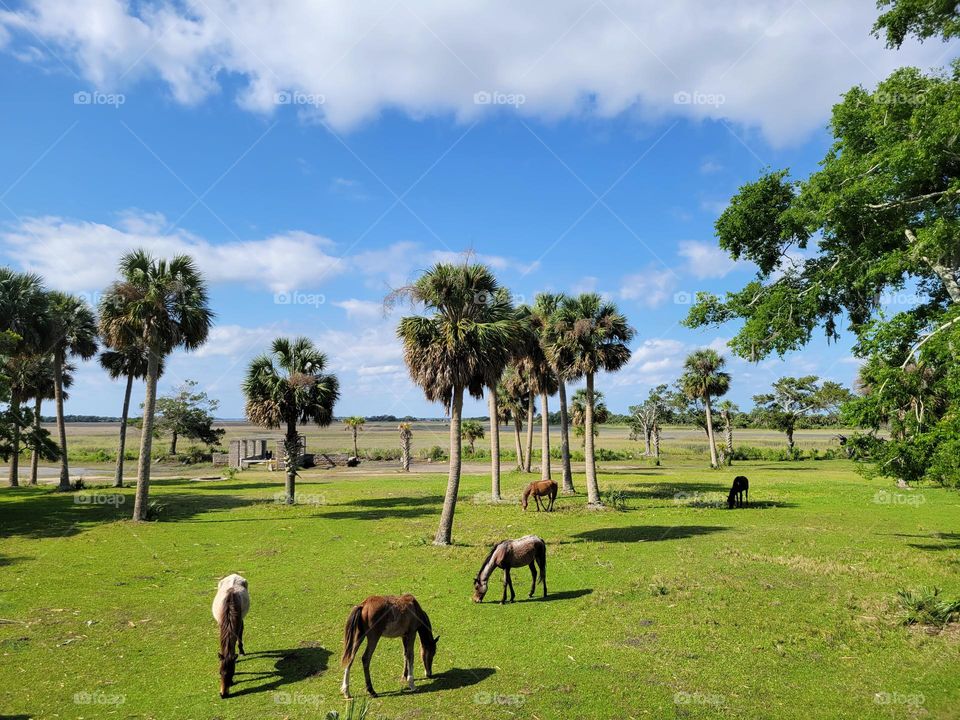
[475, 541, 504, 582]
[412, 598, 436, 650]
[219, 590, 242, 657]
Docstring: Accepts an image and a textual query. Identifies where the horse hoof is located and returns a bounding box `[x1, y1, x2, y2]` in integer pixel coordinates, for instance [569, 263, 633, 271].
[369, 691, 378, 698]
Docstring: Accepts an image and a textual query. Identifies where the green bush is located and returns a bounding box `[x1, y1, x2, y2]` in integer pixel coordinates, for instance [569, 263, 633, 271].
[420, 445, 447, 462]
[897, 587, 960, 627]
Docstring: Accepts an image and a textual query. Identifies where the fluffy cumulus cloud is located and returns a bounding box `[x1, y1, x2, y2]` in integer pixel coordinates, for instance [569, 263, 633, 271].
[618, 265, 677, 307]
[677, 240, 744, 279]
[0, 0, 944, 144]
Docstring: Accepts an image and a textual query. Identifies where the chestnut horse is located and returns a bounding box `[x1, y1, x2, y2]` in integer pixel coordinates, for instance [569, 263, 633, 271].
[341, 594, 438, 698]
[473, 535, 547, 604]
[522, 479, 557, 511]
[211, 574, 250, 698]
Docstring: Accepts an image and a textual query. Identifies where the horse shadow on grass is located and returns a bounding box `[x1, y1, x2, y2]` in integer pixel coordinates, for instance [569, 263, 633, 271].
[229, 645, 332, 698]
[372, 667, 496, 697]
[569, 525, 728, 543]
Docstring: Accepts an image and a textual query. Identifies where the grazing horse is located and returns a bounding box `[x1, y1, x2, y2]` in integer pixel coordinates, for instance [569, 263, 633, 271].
[211, 574, 250, 698]
[341, 594, 438, 699]
[522, 479, 557, 512]
[727, 475, 749, 509]
[473, 535, 547, 604]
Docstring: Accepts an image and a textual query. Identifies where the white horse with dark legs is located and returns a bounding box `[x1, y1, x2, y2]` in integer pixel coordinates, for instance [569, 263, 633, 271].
[473, 535, 547, 604]
[211, 574, 251, 698]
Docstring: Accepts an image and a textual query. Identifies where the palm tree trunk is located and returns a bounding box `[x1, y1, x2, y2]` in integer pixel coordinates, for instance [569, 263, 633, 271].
[114, 373, 134, 488]
[703, 395, 719, 469]
[786, 426, 795, 455]
[133, 351, 160, 520]
[29, 396, 42, 485]
[7, 392, 21, 487]
[524, 395, 534, 473]
[54, 351, 71, 491]
[540, 392, 551, 481]
[724, 413, 733, 456]
[434, 385, 463, 545]
[512, 415, 524, 471]
[644, 427, 652, 456]
[169, 431, 178, 456]
[352, 429, 359, 457]
[488, 388, 501, 501]
[284, 420, 299, 504]
[653, 423, 661, 465]
[557, 380, 574, 493]
[584, 373, 601, 505]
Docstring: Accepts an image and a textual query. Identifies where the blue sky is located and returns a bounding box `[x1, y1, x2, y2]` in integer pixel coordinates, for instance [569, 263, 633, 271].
[0, 1, 952, 418]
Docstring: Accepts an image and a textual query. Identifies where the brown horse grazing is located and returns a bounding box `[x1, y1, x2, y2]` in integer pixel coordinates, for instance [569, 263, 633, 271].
[341, 594, 438, 699]
[473, 535, 547, 604]
[211, 574, 250, 699]
[522, 479, 557, 511]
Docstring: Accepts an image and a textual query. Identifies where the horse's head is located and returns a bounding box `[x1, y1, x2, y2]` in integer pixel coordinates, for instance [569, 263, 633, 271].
[218, 650, 236, 698]
[472, 575, 488, 603]
[421, 634, 439, 678]
[726, 491, 735, 509]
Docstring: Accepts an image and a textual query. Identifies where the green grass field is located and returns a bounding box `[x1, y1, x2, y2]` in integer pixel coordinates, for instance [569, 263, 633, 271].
[1, 455, 958, 719]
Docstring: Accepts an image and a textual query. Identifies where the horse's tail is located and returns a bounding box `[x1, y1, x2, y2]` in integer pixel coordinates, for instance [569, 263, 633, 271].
[550, 481, 558, 500]
[521, 484, 531, 508]
[536, 537, 546, 569]
[219, 590, 242, 657]
[341, 604, 365, 666]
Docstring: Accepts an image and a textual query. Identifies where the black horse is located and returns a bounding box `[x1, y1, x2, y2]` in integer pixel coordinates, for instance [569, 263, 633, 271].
[727, 476, 749, 508]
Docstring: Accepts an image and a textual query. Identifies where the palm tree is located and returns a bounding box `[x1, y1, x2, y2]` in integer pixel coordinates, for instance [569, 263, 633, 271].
[680, 349, 731, 469]
[497, 371, 527, 472]
[398, 422, 413, 471]
[343, 416, 365, 457]
[571, 388, 609, 445]
[552, 294, 634, 506]
[396, 262, 517, 545]
[0, 269, 50, 487]
[717, 400, 738, 465]
[24, 354, 69, 485]
[461, 419, 484, 453]
[483, 287, 519, 502]
[525, 296, 561, 482]
[99, 347, 161, 487]
[243, 337, 340, 504]
[47, 292, 98, 491]
[99, 250, 213, 520]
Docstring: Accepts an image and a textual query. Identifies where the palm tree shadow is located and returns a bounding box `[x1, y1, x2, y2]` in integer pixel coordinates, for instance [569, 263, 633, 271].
[569, 525, 727, 543]
[373, 667, 496, 696]
[228, 645, 331, 698]
[527, 588, 592, 602]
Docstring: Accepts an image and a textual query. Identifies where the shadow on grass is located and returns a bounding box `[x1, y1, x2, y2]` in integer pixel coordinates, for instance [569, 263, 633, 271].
[570, 525, 727, 543]
[320, 507, 436, 521]
[351, 495, 443, 508]
[622, 482, 729, 499]
[527, 588, 592, 602]
[229, 645, 331, 698]
[320, 495, 443, 520]
[0, 488, 261, 539]
[891, 532, 960, 551]
[372, 667, 496, 696]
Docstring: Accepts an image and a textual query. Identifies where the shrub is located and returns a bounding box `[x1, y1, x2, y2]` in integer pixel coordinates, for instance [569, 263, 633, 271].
[897, 587, 960, 627]
[420, 445, 447, 462]
[604, 488, 628, 510]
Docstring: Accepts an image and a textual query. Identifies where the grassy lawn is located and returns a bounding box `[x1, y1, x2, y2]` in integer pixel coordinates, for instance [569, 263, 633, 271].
[1, 459, 958, 719]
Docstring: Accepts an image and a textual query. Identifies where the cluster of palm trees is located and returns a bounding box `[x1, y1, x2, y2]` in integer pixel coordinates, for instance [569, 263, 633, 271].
[396, 262, 635, 545]
[0, 251, 214, 520]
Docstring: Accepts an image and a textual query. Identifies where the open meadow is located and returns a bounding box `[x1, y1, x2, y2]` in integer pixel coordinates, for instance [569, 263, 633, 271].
[1, 450, 958, 719]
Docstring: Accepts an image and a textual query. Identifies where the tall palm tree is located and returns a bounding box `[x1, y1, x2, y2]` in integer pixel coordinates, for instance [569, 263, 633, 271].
[396, 263, 517, 545]
[398, 422, 413, 472]
[99, 250, 213, 520]
[47, 292, 98, 491]
[99, 347, 162, 487]
[0, 269, 50, 487]
[571, 388, 609, 445]
[717, 399, 738, 465]
[552, 294, 634, 506]
[24, 354, 69, 485]
[527, 295, 562, 482]
[498, 370, 527, 473]
[243, 337, 339, 504]
[680, 349, 731, 469]
[343, 416, 365, 457]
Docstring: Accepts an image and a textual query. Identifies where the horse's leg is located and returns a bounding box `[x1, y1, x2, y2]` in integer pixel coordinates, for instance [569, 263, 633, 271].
[528, 562, 537, 598]
[548, 490, 555, 511]
[540, 553, 547, 597]
[535, 494, 543, 512]
[238, 618, 245, 655]
[501, 568, 510, 604]
[361, 634, 381, 697]
[402, 633, 416, 691]
[507, 567, 516, 603]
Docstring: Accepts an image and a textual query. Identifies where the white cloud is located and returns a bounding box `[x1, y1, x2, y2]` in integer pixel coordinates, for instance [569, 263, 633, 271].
[699, 199, 730, 215]
[611, 338, 687, 388]
[0, 0, 944, 144]
[699, 160, 723, 174]
[333, 298, 386, 320]
[677, 240, 743, 279]
[192, 324, 280, 358]
[1, 213, 344, 293]
[618, 266, 676, 307]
